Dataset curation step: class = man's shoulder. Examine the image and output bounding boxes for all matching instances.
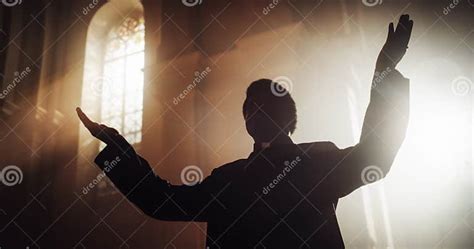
[211,158,247,176]
[297,141,339,153]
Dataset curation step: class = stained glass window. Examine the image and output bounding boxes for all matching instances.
[100,16,144,148]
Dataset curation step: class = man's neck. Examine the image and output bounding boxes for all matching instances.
[253,135,293,151]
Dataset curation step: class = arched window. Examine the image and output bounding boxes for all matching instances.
[80,1,145,152]
[79,1,145,195]
[101,16,144,145]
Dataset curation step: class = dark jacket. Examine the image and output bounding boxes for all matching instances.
[94,70,409,248]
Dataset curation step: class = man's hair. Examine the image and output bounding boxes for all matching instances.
[243,79,297,134]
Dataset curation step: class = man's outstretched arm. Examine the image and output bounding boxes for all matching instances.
[77,108,223,221]
[327,15,413,197]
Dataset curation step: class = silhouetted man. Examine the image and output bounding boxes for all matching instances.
[78,15,413,249]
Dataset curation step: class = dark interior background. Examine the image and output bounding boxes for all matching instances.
[0,0,472,248]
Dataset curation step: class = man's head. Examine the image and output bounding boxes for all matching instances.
[243,79,297,143]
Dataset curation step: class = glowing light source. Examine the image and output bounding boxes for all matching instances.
[100,17,145,146]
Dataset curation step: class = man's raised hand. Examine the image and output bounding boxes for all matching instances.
[376,14,414,71]
[76,107,120,145]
